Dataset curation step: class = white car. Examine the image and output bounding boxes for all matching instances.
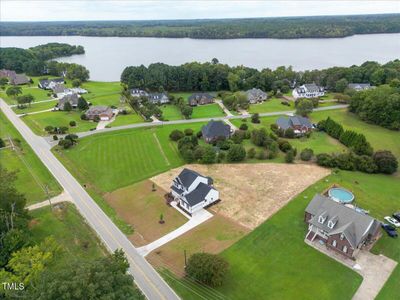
[384,216,400,228]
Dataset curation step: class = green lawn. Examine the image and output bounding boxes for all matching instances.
[0,111,62,204]
[191,104,225,119]
[161,105,183,121]
[80,81,121,101]
[310,109,400,158]
[21,110,96,135]
[88,93,121,107]
[289,131,347,154]
[12,100,58,114]
[248,98,294,113]
[0,85,52,105]
[30,203,106,271]
[109,112,144,127]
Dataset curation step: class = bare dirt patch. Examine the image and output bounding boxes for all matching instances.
[104,180,187,246]
[151,163,330,229]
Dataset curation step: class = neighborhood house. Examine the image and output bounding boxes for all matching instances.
[57,93,79,110]
[148,93,169,104]
[39,78,65,90]
[130,88,149,98]
[246,88,268,103]
[292,83,325,99]
[305,194,380,259]
[188,93,215,106]
[170,168,219,215]
[201,120,231,143]
[0,69,30,85]
[347,83,375,91]
[85,106,114,121]
[276,115,313,135]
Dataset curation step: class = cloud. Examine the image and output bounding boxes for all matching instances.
[1,1,399,22]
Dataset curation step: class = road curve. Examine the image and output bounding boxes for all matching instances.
[76,104,349,139]
[0,98,180,300]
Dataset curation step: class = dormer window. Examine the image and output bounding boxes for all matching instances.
[318,216,325,224]
[328,220,335,229]
[340,233,345,240]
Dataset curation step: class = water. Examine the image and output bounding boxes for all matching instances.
[1,34,399,82]
[328,188,354,203]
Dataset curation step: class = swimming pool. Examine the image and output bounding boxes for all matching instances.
[328,188,355,203]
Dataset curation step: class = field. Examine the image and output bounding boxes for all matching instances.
[248,98,294,113]
[161,105,183,121]
[80,81,122,101]
[191,104,225,119]
[104,180,187,246]
[21,110,96,135]
[109,112,144,127]
[0,111,62,204]
[310,109,400,158]
[152,163,330,229]
[12,100,58,114]
[0,84,52,105]
[30,203,106,271]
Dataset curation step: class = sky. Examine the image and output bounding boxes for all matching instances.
[1,0,399,22]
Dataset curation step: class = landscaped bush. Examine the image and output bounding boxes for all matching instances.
[0,138,5,148]
[251,113,260,124]
[58,139,73,149]
[80,113,88,120]
[251,128,269,147]
[186,253,229,287]
[300,148,314,161]
[247,148,256,159]
[45,125,54,133]
[216,139,232,150]
[184,128,194,136]
[169,130,184,141]
[227,144,246,162]
[373,150,398,174]
[201,145,217,164]
[231,131,246,144]
[285,149,295,163]
[316,153,336,168]
[277,139,292,153]
[284,128,295,138]
[52,135,58,141]
[239,123,248,131]
[69,120,76,127]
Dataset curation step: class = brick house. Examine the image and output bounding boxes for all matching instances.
[305,194,380,259]
[201,120,231,143]
[85,106,114,121]
[276,115,313,135]
[188,93,214,106]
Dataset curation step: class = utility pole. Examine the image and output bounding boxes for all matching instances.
[184,250,187,268]
[44,185,52,211]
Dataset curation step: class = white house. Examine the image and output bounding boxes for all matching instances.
[170,168,219,215]
[292,84,325,99]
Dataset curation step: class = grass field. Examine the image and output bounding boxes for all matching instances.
[0,111,62,204]
[30,203,106,271]
[191,104,225,119]
[80,81,122,100]
[109,112,144,127]
[0,85,52,105]
[310,109,400,158]
[161,105,183,121]
[248,98,294,113]
[21,110,96,135]
[12,100,58,114]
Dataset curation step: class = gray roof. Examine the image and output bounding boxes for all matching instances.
[185,182,212,206]
[12,74,30,85]
[52,83,66,93]
[40,78,64,88]
[176,168,202,189]
[347,83,373,91]
[202,120,231,140]
[58,93,78,109]
[296,83,324,94]
[306,194,379,248]
[148,93,168,102]
[188,93,214,101]
[130,89,148,97]
[276,115,312,130]
[246,88,267,100]
[86,105,112,115]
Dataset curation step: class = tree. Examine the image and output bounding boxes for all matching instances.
[29,250,143,300]
[58,139,73,149]
[184,128,194,136]
[72,79,81,87]
[247,147,256,159]
[69,120,76,127]
[181,106,193,119]
[295,98,314,117]
[284,128,295,138]
[45,125,54,133]
[0,77,8,87]
[300,148,314,161]
[335,78,349,93]
[211,58,219,65]
[239,123,248,131]
[201,146,216,164]
[16,94,34,106]
[373,151,398,174]
[285,149,295,163]
[0,138,5,148]
[6,86,22,98]
[169,130,184,141]
[251,113,260,124]
[227,144,246,162]
[77,97,88,110]
[186,253,229,287]
[63,102,72,112]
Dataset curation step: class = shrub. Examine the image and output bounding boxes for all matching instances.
[201,146,216,164]
[239,123,248,131]
[169,130,184,141]
[284,128,295,138]
[231,131,245,144]
[251,128,269,147]
[65,134,78,143]
[45,125,54,133]
[69,120,76,127]
[316,153,336,168]
[257,150,267,160]
[354,155,377,173]
[251,113,260,124]
[93,115,100,122]
[186,253,229,287]
[285,149,295,163]
[373,150,398,174]
[196,131,203,138]
[52,135,58,141]
[247,148,256,159]
[277,139,292,152]
[217,151,225,163]
[300,148,314,161]
[184,128,194,136]
[58,139,73,149]
[58,126,69,134]
[217,139,232,150]
[194,146,205,161]
[0,138,5,148]
[227,144,246,162]
[80,113,88,120]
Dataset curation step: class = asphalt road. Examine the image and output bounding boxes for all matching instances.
[0,98,180,300]
[77,104,349,138]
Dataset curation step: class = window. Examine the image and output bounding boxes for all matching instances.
[328,220,335,229]
[318,216,325,224]
[332,240,337,247]
[343,246,348,253]
[340,233,345,240]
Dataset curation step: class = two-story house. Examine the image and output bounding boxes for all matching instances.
[293,83,325,99]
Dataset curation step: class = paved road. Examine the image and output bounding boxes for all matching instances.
[0,98,180,300]
[77,104,348,139]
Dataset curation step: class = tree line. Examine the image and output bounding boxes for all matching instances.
[1,14,399,39]
[121,60,400,93]
[0,43,89,81]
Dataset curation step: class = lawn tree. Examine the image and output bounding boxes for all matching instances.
[227,144,246,162]
[300,148,314,161]
[77,97,89,110]
[201,145,216,164]
[63,102,72,112]
[0,138,5,148]
[251,113,260,123]
[373,150,398,174]
[295,98,314,117]
[72,79,81,87]
[335,78,349,93]
[6,86,22,98]
[69,120,76,127]
[16,94,34,106]
[186,253,229,287]
[0,77,8,87]
[181,105,193,119]
[169,130,184,141]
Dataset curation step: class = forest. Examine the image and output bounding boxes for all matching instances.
[1,14,399,39]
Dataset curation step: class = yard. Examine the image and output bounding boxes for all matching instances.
[248,97,294,114]
[0,111,62,204]
[109,112,144,127]
[191,103,225,119]
[12,100,58,114]
[104,180,187,246]
[160,105,183,121]
[79,81,122,101]
[0,84,52,105]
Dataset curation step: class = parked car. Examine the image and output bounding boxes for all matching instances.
[384,216,400,227]
[393,212,400,222]
[381,223,398,238]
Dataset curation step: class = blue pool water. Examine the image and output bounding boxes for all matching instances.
[328,188,355,203]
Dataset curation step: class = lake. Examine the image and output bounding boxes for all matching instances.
[1,34,399,82]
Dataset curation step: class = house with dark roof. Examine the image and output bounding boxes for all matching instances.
[38,78,65,90]
[246,88,267,104]
[170,168,219,215]
[276,115,313,135]
[57,93,79,110]
[85,106,114,121]
[347,83,375,92]
[148,93,169,104]
[201,120,231,143]
[292,83,325,99]
[0,70,30,85]
[130,89,149,98]
[188,93,215,106]
[305,194,380,259]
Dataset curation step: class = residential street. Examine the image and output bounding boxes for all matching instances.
[0,98,180,300]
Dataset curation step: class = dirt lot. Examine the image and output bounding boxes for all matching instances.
[151,163,330,229]
[104,180,187,246]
